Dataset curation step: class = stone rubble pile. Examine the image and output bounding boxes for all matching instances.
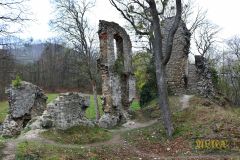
[28,92,93,130]
[0,81,47,137]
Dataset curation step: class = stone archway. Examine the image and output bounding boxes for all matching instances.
[97,20,136,128]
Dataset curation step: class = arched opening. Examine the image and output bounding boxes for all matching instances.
[114,34,123,60]
[113,34,129,109]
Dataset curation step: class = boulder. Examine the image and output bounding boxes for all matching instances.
[0,81,47,137]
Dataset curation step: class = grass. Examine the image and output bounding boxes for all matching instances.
[0,136,5,149]
[41,125,112,145]
[16,141,87,160]
[0,101,8,123]
[86,95,103,120]
[0,136,6,158]
[86,96,140,119]
[14,95,240,159]
[16,141,140,160]
[46,93,59,103]
[130,100,140,111]
[123,96,240,156]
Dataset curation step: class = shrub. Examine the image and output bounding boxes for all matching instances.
[12,74,22,88]
[140,57,158,107]
[210,67,219,88]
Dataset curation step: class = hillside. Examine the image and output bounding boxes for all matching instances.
[1,95,239,159]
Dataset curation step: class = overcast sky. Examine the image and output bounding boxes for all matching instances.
[19,0,240,41]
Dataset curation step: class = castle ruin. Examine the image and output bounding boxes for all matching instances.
[97,20,136,128]
[162,18,215,96]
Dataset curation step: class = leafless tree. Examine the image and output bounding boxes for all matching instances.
[181,0,207,35]
[227,36,240,60]
[51,0,100,120]
[110,0,182,137]
[194,21,220,58]
[0,0,30,37]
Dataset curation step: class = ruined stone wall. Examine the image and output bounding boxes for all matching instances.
[0,81,47,137]
[162,18,191,94]
[41,93,92,129]
[187,56,215,98]
[28,92,93,130]
[97,20,136,128]
[162,18,215,97]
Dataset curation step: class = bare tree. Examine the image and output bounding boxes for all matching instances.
[194,21,220,58]
[0,0,30,37]
[227,36,240,60]
[110,0,182,137]
[51,0,100,120]
[181,0,207,35]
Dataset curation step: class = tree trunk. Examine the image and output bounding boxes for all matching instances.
[152,36,174,137]
[156,63,174,137]
[149,0,174,138]
[92,80,100,121]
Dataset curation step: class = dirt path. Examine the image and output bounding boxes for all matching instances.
[84,119,158,148]
[1,119,158,159]
[180,95,194,110]
[1,129,54,160]
[2,141,17,160]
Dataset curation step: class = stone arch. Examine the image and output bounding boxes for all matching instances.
[97,20,136,128]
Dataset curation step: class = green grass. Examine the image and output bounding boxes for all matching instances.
[0,136,6,158]
[46,93,59,103]
[0,101,8,123]
[0,137,6,149]
[130,100,140,111]
[16,140,141,160]
[85,96,141,119]
[16,141,87,160]
[41,125,112,145]
[86,95,103,120]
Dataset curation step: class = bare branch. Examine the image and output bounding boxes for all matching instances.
[109,0,149,35]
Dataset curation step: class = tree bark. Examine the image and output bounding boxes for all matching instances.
[92,80,100,121]
[148,0,174,137]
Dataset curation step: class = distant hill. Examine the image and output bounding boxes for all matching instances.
[10,43,45,64]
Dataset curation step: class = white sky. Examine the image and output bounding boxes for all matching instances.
[18,0,240,41]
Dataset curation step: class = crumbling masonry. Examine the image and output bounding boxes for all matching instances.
[97,20,136,128]
[0,81,47,137]
[29,92,93,130]
[162,18,215,96]
[162,18,191,94]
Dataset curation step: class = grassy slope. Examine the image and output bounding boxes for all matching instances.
[15,96,240,159]
[16,141,141,160]
[16,141,87,160]
[41,125,112,145]
[123,96,240,156]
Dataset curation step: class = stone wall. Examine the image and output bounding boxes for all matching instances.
[29,93,93,130]
[0,81,47,137]
[97,20,136,128]
[187,56,215,98]
[162,18,191,94]
[162,18,215,97]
